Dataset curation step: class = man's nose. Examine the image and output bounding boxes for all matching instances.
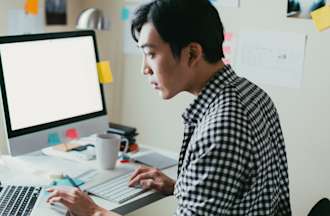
[143,66,153,75]
[141,57,153,75]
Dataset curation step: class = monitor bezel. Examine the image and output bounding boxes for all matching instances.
[0,30,107,138]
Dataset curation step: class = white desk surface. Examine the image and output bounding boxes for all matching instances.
[0,146,178,215]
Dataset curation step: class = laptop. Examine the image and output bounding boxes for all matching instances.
[0,183,66,216]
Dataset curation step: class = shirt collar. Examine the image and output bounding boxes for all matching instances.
[182,64,237,124]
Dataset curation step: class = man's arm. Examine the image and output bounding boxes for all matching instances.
[47,168,176,216]
[47,187,121,216]
[175,115,252,215]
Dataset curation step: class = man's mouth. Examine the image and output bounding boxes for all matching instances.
[150,81,160,90]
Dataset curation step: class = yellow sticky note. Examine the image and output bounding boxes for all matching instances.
[24,0,39,15]
[97,61,113,84]
[311,5,330,32]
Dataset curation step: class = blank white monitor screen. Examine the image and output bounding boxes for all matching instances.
[0,35,103,132]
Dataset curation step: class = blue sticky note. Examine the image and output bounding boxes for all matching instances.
[120,153,130,160]
[48,133,61,146]
[121,7,129,21]
[53,178,85,187]
[43,178,84,197]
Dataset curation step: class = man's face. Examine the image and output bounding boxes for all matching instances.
[138,23,189,99]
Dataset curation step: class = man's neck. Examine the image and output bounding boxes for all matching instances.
[188,61,225,96]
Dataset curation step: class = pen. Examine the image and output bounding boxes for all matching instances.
[64,175,80,189]
[63,175,93,195]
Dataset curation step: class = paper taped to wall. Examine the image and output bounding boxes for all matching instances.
[234,31,306,88]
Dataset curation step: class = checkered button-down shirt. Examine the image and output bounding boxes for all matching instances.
[174,65,291,216]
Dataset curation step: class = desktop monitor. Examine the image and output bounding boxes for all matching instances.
[0,30,108,156]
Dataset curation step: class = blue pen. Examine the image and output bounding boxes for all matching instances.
[63,175,93,195]
[64,175,80,189]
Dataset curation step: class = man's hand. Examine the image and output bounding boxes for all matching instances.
[47,187,119,216]
[129,166,176,195]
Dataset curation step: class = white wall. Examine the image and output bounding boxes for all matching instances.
[80,0,124,124]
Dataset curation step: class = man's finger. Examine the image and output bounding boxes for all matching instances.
[140,179,156,190]
[129,166,150,181]
[47,188,55,192]
[47,186,71,194]
[47,189,71,203]
[129,171,157,187]
[48,196,72,209]
[128,175,141,187]
[139,178,165,192]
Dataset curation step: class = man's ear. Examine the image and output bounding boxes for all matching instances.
[186,43,203,67]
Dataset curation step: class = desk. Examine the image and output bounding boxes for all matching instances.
[0,146,178,215]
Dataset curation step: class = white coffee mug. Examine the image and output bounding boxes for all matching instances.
[95,133,121,169]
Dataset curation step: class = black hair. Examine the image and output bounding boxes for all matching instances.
[131,0,225,63]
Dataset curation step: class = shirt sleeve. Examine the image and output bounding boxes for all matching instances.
[175,108,253,216]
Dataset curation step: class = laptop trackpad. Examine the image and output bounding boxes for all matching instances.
[31,191,67,216]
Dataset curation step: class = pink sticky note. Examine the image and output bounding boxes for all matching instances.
[224,32,233,41]
[65,128,79,140]
[223,46,231,54]
[223,59,231,65]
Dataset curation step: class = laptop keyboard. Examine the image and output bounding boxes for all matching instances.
[85,172,145,203]
[0,185,41,216]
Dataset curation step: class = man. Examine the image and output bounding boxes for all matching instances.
[47,0,292,215]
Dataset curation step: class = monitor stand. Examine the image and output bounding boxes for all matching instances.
[1,115,108,156]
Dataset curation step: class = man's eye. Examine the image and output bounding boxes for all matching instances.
[147,53,155,58]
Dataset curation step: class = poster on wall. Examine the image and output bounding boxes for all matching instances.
[287,0,326,18]
[45,0,67,25]
[234,31,306,88]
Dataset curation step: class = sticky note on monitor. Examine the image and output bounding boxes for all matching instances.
[311,5,330,32]
[65,128,79,140]
[24,0,39,15]
[48,133,61,146]
[97,61,113,84]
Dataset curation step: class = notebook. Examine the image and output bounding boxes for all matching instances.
[132,152,177,169]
